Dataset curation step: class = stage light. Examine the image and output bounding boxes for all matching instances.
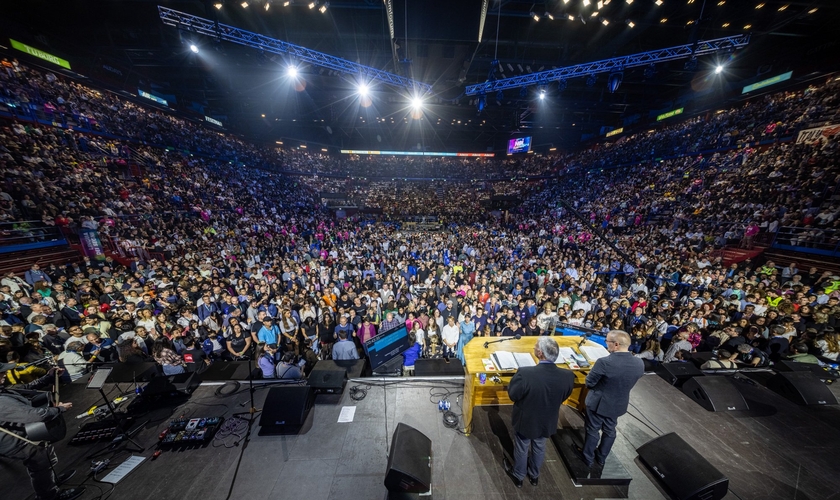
[538,89,546,100]
[626,0,633,3]
[591,11,599,17]
[583,0,590,6]
[597,1,603,9]
[627,20,635,28]
[563,0,570,3]
[568,14,575,21]
[319,2,328,12]
[655,0,663,5]
[241,1,249,7]
[287,65,298,77]
[531,12,540,21]
[721,22,729,27]
[808,8,817,14]
[602,18,609,25]
[264,2,270,10]
[777,4,788,11]
[214,2,223,9]
[607,72,622,93]
[714,64,724,74]
[357,83,369,97]
[308,1,316,8]
[660,18,667,23]
[755,2,764,8]
[284,0,291,5]
[411,96,423,110]
[744,24,752,29]
[546,13,554,20]
[190,44,199,53]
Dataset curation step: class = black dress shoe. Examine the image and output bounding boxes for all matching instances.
[56,486,86,500]
[55,469,76,486]
[528,475,539,486]
[502,457,523,488]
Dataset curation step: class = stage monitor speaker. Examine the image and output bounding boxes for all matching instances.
[307,364,347,394]
[384,423,432,493]
[690,352,715,369]
[259,386,315,431]
[414,358,465,377]
[681,376,749,412]
[766,372,838,406]
[143,371,201,396]
[637,432,729,500]
[656,362,703,387]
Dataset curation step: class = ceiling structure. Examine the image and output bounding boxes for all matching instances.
[2,0,839,152]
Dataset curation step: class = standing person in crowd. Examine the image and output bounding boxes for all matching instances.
[579,330,644,468]
[503,337,575,488]
[332,331,359,360]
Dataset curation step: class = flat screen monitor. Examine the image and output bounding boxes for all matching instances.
[507,136,531,154]
[364,324,411,372]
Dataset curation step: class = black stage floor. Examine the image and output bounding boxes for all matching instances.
[2,372,840,500]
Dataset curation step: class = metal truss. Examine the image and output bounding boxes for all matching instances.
[465,34,750,95]
[158,6,432,94]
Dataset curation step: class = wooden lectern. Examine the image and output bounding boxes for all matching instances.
[461,335,600,435]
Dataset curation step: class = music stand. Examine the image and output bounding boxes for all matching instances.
[86,367,145,458]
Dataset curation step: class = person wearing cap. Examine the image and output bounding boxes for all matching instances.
[0,362,83,500]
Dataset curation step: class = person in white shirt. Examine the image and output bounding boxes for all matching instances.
[57,341,89,381]
[572,296,592,314]
[441,316,460,358]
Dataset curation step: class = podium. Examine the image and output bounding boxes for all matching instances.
[461,335,599,435]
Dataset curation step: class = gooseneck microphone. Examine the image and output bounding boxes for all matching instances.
[484,334,522,348]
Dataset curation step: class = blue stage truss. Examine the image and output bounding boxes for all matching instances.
[465,34,750,96]
[157,6,433,95]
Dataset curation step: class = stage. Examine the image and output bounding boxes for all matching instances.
[2,372,840,500]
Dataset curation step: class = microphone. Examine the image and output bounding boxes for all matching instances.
[484,334,521,348]
[578,332,592,348]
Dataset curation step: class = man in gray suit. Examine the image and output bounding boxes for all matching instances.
[580,330,644,467]
[503,337,575,488]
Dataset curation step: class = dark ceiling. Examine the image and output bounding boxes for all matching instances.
[3,0,840,152]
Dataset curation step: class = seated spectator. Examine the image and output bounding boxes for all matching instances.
[152,338,186,375]
[700,349,738,369]
[275,352,303,380]
[785,343,820,364]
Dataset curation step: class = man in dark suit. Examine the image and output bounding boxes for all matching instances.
[580,330,644,467]
[503,337,575,488]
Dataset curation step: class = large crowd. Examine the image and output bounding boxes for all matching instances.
[1,57,840,391]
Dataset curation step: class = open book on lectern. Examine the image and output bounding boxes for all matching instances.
[490,351,537,371]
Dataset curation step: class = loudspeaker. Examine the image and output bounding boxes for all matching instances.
[637,432,729,500]
[384,423,432,493]
[656,362,703,387]
[766,372,838,406]
[307,364,347,394]
[690,352,715,369]
[143,371,201,396]
[413,358,466,377]
[681,376,749,412]
[259,386,315,431]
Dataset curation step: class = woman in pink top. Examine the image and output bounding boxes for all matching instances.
[356,316,378,343]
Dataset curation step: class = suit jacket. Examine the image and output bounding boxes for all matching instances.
[508,362,575,439]
[584,351,644,418]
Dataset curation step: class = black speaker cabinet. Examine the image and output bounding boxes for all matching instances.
[656,362,703,387]
[767,372,838,406]
[384,423,432,493]
[690,352,715,369]
[637,432,729,500]
[682,376,749,412]
[143,371,201,396]
[259,386,315,431]
[307,364,347,394]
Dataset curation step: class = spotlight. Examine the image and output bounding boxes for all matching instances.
[531,12,540,21]
[714,64,724,74]
[308,1,316,8]
[264,2,270,10]
[190,44,199,53]
[287,65,298,77]
[241,1,249,7]
[563,0,570,3]
[602,18,609,25]
[538,89,546,100]
[411,96,423,110]
[626,0,633,3]
[568,14,575,21]
[357,83,369,97]
[627,20,635,28]
[607,72,622,93]
[319,2,328,12]
[655,0,662,5]
[546,13,554,20]
[213,2,223,9]
[583,0,590,6]
[284,1,291,5]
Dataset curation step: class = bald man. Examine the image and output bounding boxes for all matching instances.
[579,330,644,467]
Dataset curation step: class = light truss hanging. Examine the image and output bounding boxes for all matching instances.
[464,34,750,96]
[158,5,432,94]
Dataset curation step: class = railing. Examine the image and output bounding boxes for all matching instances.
[0,220,68,252]
[771,226,840,256]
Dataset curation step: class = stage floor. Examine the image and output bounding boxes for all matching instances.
[2,372,840,500]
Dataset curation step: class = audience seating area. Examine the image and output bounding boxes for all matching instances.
[1,57,839,389]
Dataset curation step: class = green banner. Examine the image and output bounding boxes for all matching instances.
[742,71,792,94]
[9,39,71,69]
[656,107,684,122]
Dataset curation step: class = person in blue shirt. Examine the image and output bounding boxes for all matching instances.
[403,331,422,372]
[332,331,359,360]
[257,318,280,345]
[456,315,476,365]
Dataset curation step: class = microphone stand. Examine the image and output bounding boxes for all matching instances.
[484,334,522,349]
[577,333,592,349]
[233,341,261,418]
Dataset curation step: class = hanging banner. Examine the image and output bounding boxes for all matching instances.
[9,39,71,69]
[79,228,106,260]
[796,124,840,145]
